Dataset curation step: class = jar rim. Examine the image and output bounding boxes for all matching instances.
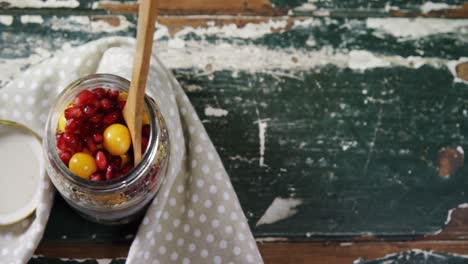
[44,73,161,193]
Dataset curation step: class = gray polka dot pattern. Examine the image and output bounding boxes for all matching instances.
[0,37,263,264]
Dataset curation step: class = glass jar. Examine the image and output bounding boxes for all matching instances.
[43,74,169,225]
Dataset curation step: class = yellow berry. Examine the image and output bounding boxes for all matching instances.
[118,92,128,101]
[142,111,150,125]
[58,111,66,132]
[120,153,130,168]
[58,102,72,132]
[69,152,97,179]
[103,124,131,156]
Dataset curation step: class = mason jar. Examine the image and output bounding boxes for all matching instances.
[43,74,169,225]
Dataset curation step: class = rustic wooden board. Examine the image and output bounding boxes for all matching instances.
[2,2,468,262]
[32,241,468,263]
[355,250,468,264]
[1,13,468,244]
[1,0,468,18]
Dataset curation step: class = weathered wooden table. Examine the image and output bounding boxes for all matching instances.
[2,0,468,263]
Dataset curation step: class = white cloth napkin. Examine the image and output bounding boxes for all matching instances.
[0,37,263,264]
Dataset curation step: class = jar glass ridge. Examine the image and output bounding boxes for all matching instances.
[43,74,169,224]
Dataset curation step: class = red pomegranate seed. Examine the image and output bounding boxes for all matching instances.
[83,105,97,116]
[105,165,119,180]
[56,134,68,151]
[117,101,126,110]
[64,132,83,152]
[142,124,150,138]
[89,172,104,182]
[92,88,106,99]
[103,111,120,125]
[109,155,122,168]
[89,113,103,123]
[107,89,119,100]
[65,118,79,132]
[64,106,83,119]
[100,98,113,111]
[73,90,96,106]
[59,151,72,165]
[121,164,132,174]
[92,133,103,143]
[141,137,149,153]
[78,122,94,136]
[63,132,73,141]
[86,137,98,153]
[95,151,107,171]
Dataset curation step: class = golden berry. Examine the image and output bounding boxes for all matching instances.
[69,152,97,179]
[103,124,131,156]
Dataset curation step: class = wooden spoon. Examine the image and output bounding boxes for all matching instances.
[122,0,158,165]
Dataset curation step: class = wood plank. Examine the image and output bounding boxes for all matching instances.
[98,0,285,16]
[259,241,468,264]
[2,0,468,18]
[1,15,468,243]
[0,0,285,16]
[94,0,468,18]
[34,240,468,263]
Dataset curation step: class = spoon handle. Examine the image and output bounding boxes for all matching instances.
[124,0,158,164]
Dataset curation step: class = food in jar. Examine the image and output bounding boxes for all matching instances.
[55,88,149,181]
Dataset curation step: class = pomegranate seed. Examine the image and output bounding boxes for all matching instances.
[103,111,120,125]
[64,132,83,153]
[100,98,113,111]
[141,137,149,153]
[64,106,83,119]
[115,171,125,179]
[95,151,107,171]
[89,113,103,123]
[93,133,103,143]
[59,151,72,165]
[121,164,132,174]
[83,105,97,116]
[86,137,98,153]
[65,118,79,132]
[63,132,74,141]
[105,165,119,180]
[107,89,119,100]
[79,122,94,136]
[92,88,106,99]
[89,172,104,182]
[117,101,126,110]
[57,134,68,151]
[73,90,96,106]
[142,124,150,138]
[109,155,122,168]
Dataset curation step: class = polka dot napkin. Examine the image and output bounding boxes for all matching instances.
[0,37,263,264]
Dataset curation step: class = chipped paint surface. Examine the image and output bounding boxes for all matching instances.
[355,249,468,263]
[0,15,13,26]
[367,18,468,38]
[157,42,447,73]
[2,5,468,243]
[257,119,268,167]
[48,16,133,32]
[447,58,468,84]
[256,198,302,226]
[420,2,457,13]
[20,15,44,24]
[204,106,228,117]
[255,237,288,242]
[1,0,79,8]
[173,20,289,39]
